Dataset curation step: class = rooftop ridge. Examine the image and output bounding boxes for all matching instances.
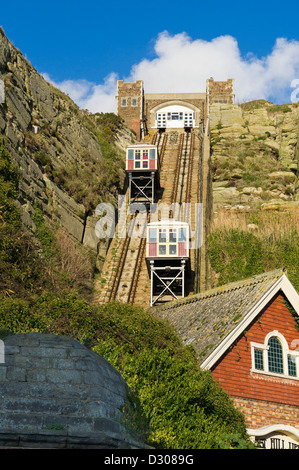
[155,268,286,312]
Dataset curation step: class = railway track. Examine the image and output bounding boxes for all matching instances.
[94,128,203,307]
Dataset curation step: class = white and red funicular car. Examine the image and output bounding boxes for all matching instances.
[146,219,190,307]
[126,144,160,205]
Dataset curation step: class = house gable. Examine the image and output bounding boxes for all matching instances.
[211,291,299,407]
[201,273,299,370]
[155,269,297,369]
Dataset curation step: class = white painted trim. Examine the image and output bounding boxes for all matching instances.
[248,424,299,442]
[201,274,299,370]
[250,330,299,379]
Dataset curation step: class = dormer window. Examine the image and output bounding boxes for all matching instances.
[251,331,299,379]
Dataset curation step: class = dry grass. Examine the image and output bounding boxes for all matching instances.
[56,229,94,283]
[211,206,299,242]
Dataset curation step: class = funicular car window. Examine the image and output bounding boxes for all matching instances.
[150,149,156,159]
[178,227,187,242]
[149,228,157,243]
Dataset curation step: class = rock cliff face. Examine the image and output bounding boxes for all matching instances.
[0,27,133,255]
[209,100,299,211]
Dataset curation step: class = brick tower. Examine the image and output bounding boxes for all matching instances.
[116,80,145,140]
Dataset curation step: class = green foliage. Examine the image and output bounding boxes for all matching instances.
[208,229,264,285]
[0,292,252,449]
[0,138,39,297]
[31,206,54,257]
[58,112,125,211]
[267,104,292,113]
[208,222,299,292]
[0,139,252,450]
[0,138,20,223]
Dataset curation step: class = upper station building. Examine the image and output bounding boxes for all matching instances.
[116,78,235,139]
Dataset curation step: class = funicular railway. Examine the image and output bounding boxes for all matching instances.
[94,124,205,308]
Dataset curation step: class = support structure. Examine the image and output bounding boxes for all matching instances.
[128,171,156,205]
[149,259,186,307]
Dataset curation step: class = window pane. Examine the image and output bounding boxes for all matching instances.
[150,149,156,159]
[159,245,166,255]
[149,228,157,243]
[135,150,140,159]
[268,337,283,374]
[135,161,140,168]
[178,227,187,242]
[169,229,177,243]
[159,229,166,242]
[169,245,177,255]
[143,161,148,168]
[128,149,134,160]
[288,355,297,377]
[254,349,264,370]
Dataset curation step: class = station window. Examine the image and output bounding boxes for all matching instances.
[121,99,127,107]
[132,98,137,107]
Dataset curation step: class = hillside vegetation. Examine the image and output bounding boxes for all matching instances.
[207,100,299,289]
[0,138,253,449]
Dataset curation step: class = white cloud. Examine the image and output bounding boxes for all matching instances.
[43,32,299,113]
[42,72,118,113]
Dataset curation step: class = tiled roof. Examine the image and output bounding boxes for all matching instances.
[153,269,286,366]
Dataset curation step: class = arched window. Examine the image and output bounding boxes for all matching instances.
[268,337,284,374]
[251,331,299,379]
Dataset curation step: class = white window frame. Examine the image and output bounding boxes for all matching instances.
[251,330,299,380]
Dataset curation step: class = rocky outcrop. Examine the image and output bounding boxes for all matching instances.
[0,332,147,448]
[209,101,299,211]
[0,27,133,255]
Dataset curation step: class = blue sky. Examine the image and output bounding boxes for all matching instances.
[1,0,299,111]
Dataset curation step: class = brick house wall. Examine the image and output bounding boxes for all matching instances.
[211,293,299,429]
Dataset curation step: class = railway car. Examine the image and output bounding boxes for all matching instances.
[126,143,159,172]
[146,219,189,259]
[145,219,190,306]
[126,143,160,205]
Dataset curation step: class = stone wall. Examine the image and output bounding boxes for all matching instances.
[144,93,206,130]
[207,78,234,106]
[0,333,146,448]
[209,102,299,210]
